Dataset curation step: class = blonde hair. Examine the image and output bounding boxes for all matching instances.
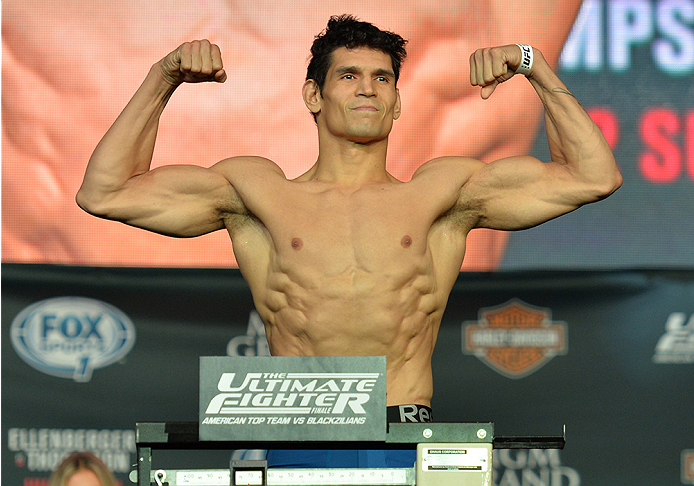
[49,452,117,486]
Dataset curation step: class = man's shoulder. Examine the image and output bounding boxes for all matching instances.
[411,156,484,184]
[395,157,487,224]
[207,156,289,218]
[211,156,287,181]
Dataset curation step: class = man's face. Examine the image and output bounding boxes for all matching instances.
[315,47,401,143]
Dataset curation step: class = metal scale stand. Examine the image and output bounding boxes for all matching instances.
[133,421,564,486]
[133,356,565,486]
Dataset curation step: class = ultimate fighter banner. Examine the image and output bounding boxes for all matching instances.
[3,264,693,485]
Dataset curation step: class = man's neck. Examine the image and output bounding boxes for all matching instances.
[300,133,395,185]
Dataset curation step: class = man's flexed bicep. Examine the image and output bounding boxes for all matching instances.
[465,44,622,231]
[462,155,607,231]
[77,40,231,236]
[78,162,242,237]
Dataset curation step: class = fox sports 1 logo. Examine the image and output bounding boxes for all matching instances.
[10,297,136,382]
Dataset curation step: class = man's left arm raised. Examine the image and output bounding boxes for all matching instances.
[460,44,622,231]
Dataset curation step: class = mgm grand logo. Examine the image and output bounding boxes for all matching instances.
[203,371,380,422]
[463,299,568,379]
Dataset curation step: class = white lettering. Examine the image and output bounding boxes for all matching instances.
[655,0,694,73]
[356,379,377,392]
[7,429,135,473]
[527,449,561,469]
[267,417,290,425]
[298,392,319,406]
[251,393,273,407]
[552,466,581,485]
[205,393,238,413]
[653,312,694,362]
[7,428,135,452]
[493,449,581,486]
[561,0,694,74]
[315,380,341,392]
[217,372,262,392]
[292,380,318,392]
[332,393,370,414]
[561,0,605,71]
[610,0,654,70]
[340,379,358,391]
[315,393,336,406]
[496,468,522,486]
[521,467,551,486]
[272,393,298,407]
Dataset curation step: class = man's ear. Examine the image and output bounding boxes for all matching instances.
[303,79,322,115]
[393,88,402,120]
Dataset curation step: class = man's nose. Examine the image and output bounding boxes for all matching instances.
[357,78,376,96]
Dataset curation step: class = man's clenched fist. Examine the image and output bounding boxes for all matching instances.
[469,44,534,99]
[159,39,227,86]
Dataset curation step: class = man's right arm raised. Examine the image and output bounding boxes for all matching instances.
[76,40,241,237]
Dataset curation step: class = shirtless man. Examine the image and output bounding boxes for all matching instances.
[77,15,621,467]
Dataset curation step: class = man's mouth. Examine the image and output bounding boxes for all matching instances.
[352,105,379,112]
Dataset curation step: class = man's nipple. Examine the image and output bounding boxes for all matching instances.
[401,235,412,248]
[291,237,303,251]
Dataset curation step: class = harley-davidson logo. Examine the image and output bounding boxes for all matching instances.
[462,299,567,379]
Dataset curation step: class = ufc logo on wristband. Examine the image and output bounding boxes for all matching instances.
[516,44,533,75]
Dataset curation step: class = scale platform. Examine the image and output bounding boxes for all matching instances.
[134,421,565,486]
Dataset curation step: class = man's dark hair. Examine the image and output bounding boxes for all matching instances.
[307,15,408,93]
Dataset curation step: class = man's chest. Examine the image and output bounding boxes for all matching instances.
[265,189,434,274]
[227,173,471,282]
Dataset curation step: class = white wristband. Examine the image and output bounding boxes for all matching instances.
[515,44,533,76]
